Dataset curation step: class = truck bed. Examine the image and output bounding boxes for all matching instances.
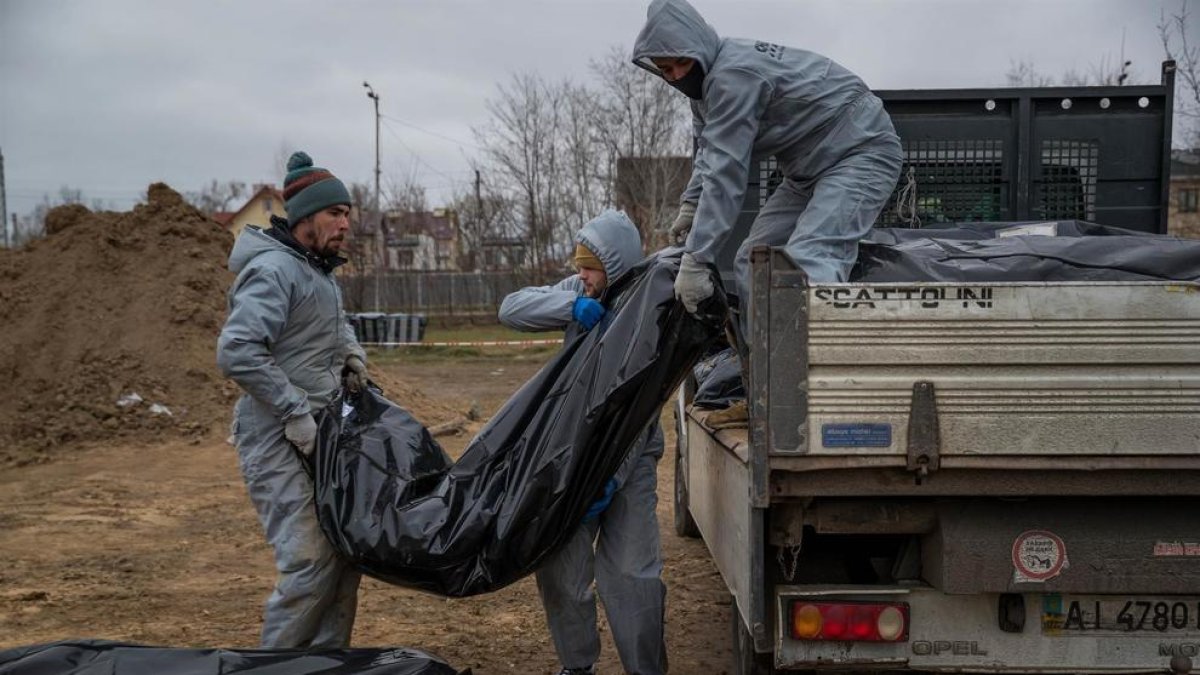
[744,251,1200,497]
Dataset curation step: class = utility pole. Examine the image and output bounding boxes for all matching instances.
[474,169,482,214]
[473,169,483,271]
[0,147,8,248]
[363,82,383,312]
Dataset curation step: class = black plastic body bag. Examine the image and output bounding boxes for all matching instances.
[0,640,466,675]
[312,252,724,597]
[690,222,1200,406]
[853,221,1200,282]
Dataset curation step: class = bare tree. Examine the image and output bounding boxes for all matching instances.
[340,181,378,311]
[589,46,692,248]
[474,72,570,279]
[447,165,520,271]
[1005,59,1056,88]
[558,83,609,243]
[472,47,693,276]
[1160,0,1200,148]
[384,171,429,214]
[11,186,90,245]
[272,140,296,183]
[1060,55,1136,87]
[185,179,247,216]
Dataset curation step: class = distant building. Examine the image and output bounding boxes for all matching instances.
[386,208,460,271]
[1169,149,1200,239]
[479,237,527,271]
[221,184,285,239]
[355,208,461,271]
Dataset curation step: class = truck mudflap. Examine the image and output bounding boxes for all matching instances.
[774,586,1200,672]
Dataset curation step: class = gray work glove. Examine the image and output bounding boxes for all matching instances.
[344,355,368,393]
[669,202,696,246]
[674,252,714,314]
[284,413,318,457]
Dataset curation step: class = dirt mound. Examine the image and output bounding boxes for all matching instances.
[0,184,240,465]
[0,186,460,467]
[368,371,461,426]
[43,203,92,236]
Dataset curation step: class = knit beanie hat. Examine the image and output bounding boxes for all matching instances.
[283,151,352,225]
[574,242,604,272]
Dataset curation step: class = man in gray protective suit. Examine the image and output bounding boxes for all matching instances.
[499,210,667,675]
[217,151,370,648]
[633,0,903,414]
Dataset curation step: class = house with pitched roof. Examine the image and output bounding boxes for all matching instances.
[220,184,286,238]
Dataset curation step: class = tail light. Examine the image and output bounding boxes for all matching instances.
[790,600,909,642]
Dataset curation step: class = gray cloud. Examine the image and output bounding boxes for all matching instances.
[0,0,1183,219]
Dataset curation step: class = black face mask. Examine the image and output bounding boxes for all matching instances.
[666,62,705,100]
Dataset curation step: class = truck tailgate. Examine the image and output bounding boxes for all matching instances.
[764,280,1200,461]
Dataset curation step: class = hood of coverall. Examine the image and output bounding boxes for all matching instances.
[631,0,721,81]
[576,210,643,284]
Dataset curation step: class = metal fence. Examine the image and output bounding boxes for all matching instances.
[339,271,534,316]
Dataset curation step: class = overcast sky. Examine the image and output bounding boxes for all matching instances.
[0,0,1191,224]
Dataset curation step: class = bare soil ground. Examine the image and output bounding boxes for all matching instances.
[0,353,733,674]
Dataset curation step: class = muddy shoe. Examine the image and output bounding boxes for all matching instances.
[707,400,748,429]
[554,666,596,675]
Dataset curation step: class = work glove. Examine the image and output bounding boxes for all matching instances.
[668,202,697,246]
[572,296,606,331]
[284,413,318,457]
[583,478,619,523]
[674,252,714,314]
[343,355,368,393]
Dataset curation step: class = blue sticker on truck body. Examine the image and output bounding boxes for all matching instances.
[822,423,893,448]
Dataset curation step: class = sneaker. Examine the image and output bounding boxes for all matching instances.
[706,399,748,429]
[554,667,596,675]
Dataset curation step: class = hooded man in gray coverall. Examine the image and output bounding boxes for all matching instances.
[498,210,668,675]
[633,0,903,419]
[217,151,370,648]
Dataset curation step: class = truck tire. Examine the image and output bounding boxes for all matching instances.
[731,601,776,675]
[673,398,700,539]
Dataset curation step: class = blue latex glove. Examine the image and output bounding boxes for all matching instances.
[583,478,619,523]
[572,296,606,330]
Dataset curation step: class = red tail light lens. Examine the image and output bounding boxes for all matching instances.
[790,600,909,642]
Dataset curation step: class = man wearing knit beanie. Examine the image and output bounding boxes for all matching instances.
[499,211,669,675]
[217,150,369,648]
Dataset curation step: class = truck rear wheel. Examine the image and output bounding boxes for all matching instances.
[731,601,776,675]
[673,396,700,538]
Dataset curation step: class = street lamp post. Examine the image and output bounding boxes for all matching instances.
[363,81,383,312]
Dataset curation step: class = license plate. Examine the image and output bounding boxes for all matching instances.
[1042,594,1200,635]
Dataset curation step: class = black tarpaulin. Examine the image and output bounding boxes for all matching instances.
[853,221,1200,282]
[312,252,724,597]
[691,348,744,410]
[692,222,1200,410]
[0,640,466,675]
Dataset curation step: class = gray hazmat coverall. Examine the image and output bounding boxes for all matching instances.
[633,0,903,311]
[216,226,367,649]
[498,210,668,675]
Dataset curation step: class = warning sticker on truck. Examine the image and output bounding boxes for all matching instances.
[1012,530,1069,583]
[821,423,892,448]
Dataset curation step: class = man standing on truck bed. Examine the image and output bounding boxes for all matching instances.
[217,151,370,648]
[632,0,903,421]
[499,210,668,675]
